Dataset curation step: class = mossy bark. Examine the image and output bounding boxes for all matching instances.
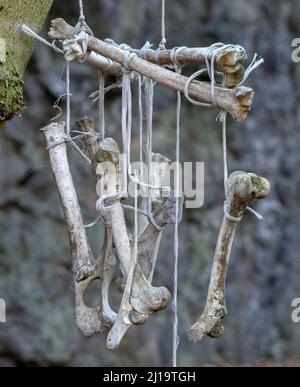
[0,0,53,122]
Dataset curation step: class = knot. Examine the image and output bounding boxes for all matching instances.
[237,53,264,87]
[184,68,212,108]
[159,38,167,51]
[122,51,137,73]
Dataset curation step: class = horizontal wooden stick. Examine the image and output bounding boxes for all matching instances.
[49,18,254,121]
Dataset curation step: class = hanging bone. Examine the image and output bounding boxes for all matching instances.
[138,153,172,282]
[42,121,115,336]
[188,171,270,343]
[77,117,118,325]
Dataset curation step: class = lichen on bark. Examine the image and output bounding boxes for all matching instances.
[0,0,53,122]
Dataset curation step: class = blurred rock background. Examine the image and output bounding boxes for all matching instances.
[0,0,300,367]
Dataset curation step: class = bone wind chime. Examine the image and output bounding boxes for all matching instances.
[22,0,270,363]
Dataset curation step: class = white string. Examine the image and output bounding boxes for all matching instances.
[138,76,144,183]
[79,0,84,20]
[98,71,105,139]
[145,77,154,218]
[173,79,181,368]
[21,24,63,54]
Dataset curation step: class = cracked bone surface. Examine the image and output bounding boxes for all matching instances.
[95,138,171,349]
[41,121,115,336]
[188,171,270,343]
[77,117,117,327]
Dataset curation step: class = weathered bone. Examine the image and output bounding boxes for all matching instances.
[47,18,246,87]
[77,117,117,325]
[137,153,171,283]
[41,121,115,336]
[48,18,254,121]
[95,138,172,349]
[188,171,270,342]
[138,192,184,280]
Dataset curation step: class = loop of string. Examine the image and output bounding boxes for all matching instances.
[159,0,167,50]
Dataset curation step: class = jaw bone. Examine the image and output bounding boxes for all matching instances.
[188,171,270,343]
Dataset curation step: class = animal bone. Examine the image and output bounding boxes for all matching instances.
[137,153,171,281]
[188,171,270,343]
[77,117,117,325]
[42,121,115,336]
[138,192,184,280]
[95,138,171,349]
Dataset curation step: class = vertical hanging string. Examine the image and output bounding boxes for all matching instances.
[144,78,154,217]
[66,61,71,134]
[138,76,144,182]
[159,0,167,50]
[173,77,181,368]
[79,0,84,19]
[98,71,105,139]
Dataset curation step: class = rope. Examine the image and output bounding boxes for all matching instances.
[66,61,71,135]
[172,61,182,368]
[145,77,154,220]
[183,44,264,223]
[79,0,84,20]
[138,76,144,183]
[46,133,91,164]
[159,0,167,50]
[21,24,63,54]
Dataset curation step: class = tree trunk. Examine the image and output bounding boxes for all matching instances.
[0,0,53,122]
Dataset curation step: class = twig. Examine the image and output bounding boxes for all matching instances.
[188,171,270,342]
